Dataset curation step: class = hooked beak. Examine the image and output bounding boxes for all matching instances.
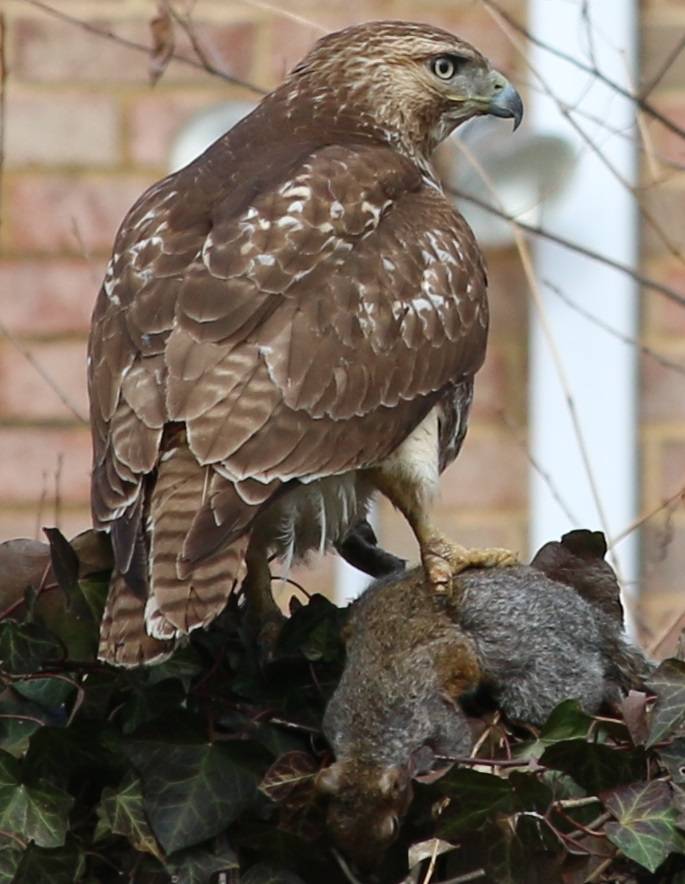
[486,70,524,130]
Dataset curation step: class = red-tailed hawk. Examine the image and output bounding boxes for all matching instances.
[89,21,523,666]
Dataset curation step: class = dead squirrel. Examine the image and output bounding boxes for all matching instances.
[317,530,651,869]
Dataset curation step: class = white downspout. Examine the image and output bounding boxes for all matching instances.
[528,1,639,614]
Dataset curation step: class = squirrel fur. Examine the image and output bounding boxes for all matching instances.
[318,530,651,869]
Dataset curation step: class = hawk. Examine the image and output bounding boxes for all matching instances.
[89,21,523,666]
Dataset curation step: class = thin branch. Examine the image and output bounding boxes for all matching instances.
[610,485,684,547]
[544,280,685,377]
[232,0,326,33]
[448,189,685,308]
[480,0,685,141]
[23,0,267,95]
[454,140,622,579]
[0,320,88,423]
[641,34,685,100]
[482,1,684,261]
[497,409,580,525]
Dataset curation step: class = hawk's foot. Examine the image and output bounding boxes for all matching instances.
[422,535,518,592]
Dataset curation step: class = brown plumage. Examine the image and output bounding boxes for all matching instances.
[88,20,524,665]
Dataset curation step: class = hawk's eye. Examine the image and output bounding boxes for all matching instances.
[430,55,465,80]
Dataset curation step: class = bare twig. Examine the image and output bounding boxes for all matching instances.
[610,486,684,547]
[641,34,685,100]
[545,281,685,377]
[0,321,88,423]
[480,0,685,141]
[449,189,685,308]
[232,0,326,33]
[454,140,622,578]
[23,0,266,95]
[482,1,684,261]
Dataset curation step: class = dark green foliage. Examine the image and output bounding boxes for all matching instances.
[0,532,684,883]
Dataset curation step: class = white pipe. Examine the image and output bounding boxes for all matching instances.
[528,1,639,612]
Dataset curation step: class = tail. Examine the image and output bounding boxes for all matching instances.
[98,441,259,667]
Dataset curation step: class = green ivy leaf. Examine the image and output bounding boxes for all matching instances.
[540,740,643,793]
[12,841,85,884]
[436,769,516,836]
[647,659,685,747]
[604,780,685,873]
[539,700,593,744]
[13,676,75,712]
[0,844,22,883]
[43,529,81,608]
[658,737,685,785]
[96,771,164,861]
[0,622,64,674]
[124,739,259,853]
[275,595,344,663]
[166,834,239,884]
[0,749,73,848]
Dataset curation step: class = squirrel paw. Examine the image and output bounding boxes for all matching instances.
[422,537,519,591]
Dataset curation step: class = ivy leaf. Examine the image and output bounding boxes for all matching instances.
[259,751,319,804]
[539,700,592,744]
[658,737,685,785]
[13,676,75,713]
[166,834,239,884]
[647,659,685,747]
[43,529,80,609]
[621,691,650,747]
[0,750,73,848]
[0,845,22,883]
[12,841,85,884]
[436,769,516,836]
[96,772,164,861]
[0,539,50,614]
[124,739,258,853]
[540,740,643,793]
[0,621,64,674]
[604,780,685,873]
[275,595,344,663]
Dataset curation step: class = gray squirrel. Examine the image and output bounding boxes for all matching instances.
[317,530,652,869]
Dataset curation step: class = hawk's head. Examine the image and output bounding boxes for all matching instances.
[285,21,523,161]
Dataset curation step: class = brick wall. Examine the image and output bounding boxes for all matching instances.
[639,0,685,640]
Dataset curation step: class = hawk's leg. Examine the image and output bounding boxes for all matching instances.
[242,544,284,659]
[369,464,517,592]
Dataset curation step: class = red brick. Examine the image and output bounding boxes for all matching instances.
[656,438,685,499]
[484,249,529,341]
[12,18,152,84]
[127,90,225,167]
[0,340,89,422]
[648,97,685,167]
[439,430,528,510]
[12,17,259,87]
[7,174,152,254]
[641,514,685,602]
[642,26,685,92]
[645,261,685,336]
[0,427,92,506]
[471,344,525,422]
[378,503,525,567]
[6,89,121,168]
[642,182,685,258]
[640,350,685,422]
[0,508,91,545]
[0,259,102,336]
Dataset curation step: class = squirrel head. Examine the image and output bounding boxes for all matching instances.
[316,759,413,868]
